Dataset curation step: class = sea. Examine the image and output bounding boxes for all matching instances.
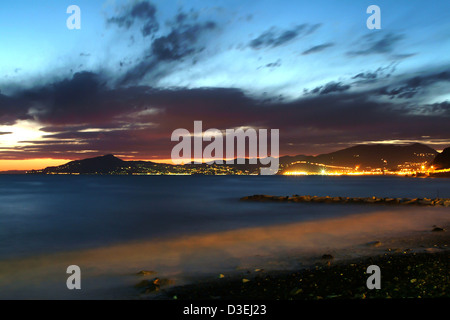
[0,175,449,299]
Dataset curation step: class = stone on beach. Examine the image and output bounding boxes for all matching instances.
[135,277,175,294]
[366,241,382,247]
[137,270,157,276]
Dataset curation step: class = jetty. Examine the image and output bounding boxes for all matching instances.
[240,195,450,207]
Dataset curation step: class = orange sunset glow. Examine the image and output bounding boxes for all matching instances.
[0,159,71,172]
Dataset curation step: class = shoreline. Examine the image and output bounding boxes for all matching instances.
[150,226,449,300]
[0,206,448,299]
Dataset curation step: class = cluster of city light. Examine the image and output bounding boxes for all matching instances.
[283,171,308,175]
[283,171,384,176]
[283,165,444,176]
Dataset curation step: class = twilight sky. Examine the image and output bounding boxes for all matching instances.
[0,0,449,169]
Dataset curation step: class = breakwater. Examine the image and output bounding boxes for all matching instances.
[240,195,450,207]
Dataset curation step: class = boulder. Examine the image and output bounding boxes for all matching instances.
[418,199,432,205]
[366,241,382,247]
[135,277,175,294]
[137,270,157,276]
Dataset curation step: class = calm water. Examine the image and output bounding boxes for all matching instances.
[0,175,449,259]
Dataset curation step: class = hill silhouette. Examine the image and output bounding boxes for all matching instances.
[282,143,437,171]
[38,154,128,174]
[28,143,439,174]
[433,147,450,169]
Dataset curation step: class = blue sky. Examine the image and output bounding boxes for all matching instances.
[1,0,449,96]
[0,0,449,164]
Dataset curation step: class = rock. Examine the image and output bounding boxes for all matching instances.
[135,280,151,289]
[144,285,160,294]
[367,241,382,247]
[158,278,175,286]
[137,270,157,276]
[135,277,174,293]
[152,278,161,286]
[402,198,419,204]
[240,194,450,207]
[432,227,445,232]
[418,199,432,205]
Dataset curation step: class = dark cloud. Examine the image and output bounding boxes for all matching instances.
[151,21,216,61]
[0,132,12,135]
[348,33,406,56]
[376,69,450,99]
[310,82,351,95]
[302,43,334,55]
[391,53,417,60]
[261,59,282,69]
[353,72,377,80]
[0,92,30,125]
[249,24,321,50]
[8,72,159,126]
[351,64,398,85]
[424,101,450,116]
[2,69,450,160]
[119,14,217,85]
[107,1,159,37]
[406,101,450,117]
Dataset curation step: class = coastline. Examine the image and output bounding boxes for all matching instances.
[152,224,449,300]
[0,202,448,299]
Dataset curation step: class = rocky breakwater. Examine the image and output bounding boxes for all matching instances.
[240,195,450,207]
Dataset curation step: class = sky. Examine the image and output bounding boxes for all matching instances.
[0,0,450,170]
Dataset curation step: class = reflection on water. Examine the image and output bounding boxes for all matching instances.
[0,175,449,259]
[0,206,449,299]
[0,175,449,298]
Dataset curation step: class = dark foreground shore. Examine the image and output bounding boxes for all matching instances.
[159,251,449,300]
[150,230,449,300]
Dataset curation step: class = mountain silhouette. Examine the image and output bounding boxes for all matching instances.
[40,154,127,174]
[282,143,437,171]
[433,147,450,169]
[29,143,439,174]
